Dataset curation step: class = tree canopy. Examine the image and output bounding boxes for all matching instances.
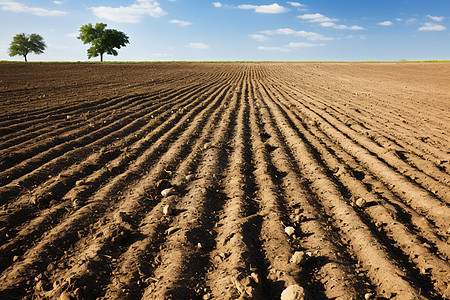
[8,33,46,62]
[78,23,129,62]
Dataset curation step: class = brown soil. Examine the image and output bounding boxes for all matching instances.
[0,62,449,300]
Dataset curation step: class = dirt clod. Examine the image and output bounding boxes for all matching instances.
[364,293,374,300]
[355,198,367,208]
[285,226,295,237]
[161,187,176,197]
[290,251,307,266]
[280,284,306,300]
[162,204,172,216]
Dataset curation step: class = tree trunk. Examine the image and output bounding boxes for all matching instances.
[24,55,27,62]
[100,53,103,62]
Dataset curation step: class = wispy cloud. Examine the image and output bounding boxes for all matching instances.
[90,0,166,23]
[238,3,289,13]
[261,28,333,41]
[297,13,336,23]
[212,2,222,8]
[298,12,364,30]
[170,19,192,26]
[53,1,64,4]
[378,21,393,26]
[249,34,268,41]
[0,1,66,16]
[287,2,305,7]
[426,15,444,22]
[186,42,210,49]
[320,22,364,30]
[405,18,417,25]
[418,22,446,31]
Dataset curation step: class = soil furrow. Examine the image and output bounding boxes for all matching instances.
[1,62,448,300]
[248,81,307,298]
[0,79,216,181]
[256,79,425,299]
[142,70,243,299]
[265,81,450,297]
[268,82,450,231]
[0,71,236,298]
[250,83,363,299]
[204,75,268,299]
[100,71,239,300]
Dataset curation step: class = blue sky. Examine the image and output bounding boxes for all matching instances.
[0,0,449,61]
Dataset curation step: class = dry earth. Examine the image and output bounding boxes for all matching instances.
[0,62,449,300]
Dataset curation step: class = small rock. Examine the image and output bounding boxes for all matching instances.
[161,187,176,197]
[197,243,202,249]
[290,251,307,266]
[355,198,367,208]
[203,143,211,150]
[203,293,211,300]
[285,226,295,237]
[250,272,260,284]
[185,174,195,181]
[364,293,374,300]
[280,284,305,300]
[162,204,172,216]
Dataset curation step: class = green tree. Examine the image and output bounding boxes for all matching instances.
[78,23,129,62]
[8,33,46,62]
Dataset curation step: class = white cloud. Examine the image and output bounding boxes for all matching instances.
[396,18,402,22]
[186,42,210,49]
[257,46,290,52]
[297,13,336,23]
[405,18,417,25]
[261,28,333,41]
[320,22,364,30]
[238,3,289,13]
[249,34,268,41]
[287,2,305,7]
[287,42,325,47]
[212,2,222,7]
[418,22,446,31]
[378,21,393,26]
[90,0,166,23]
[298,12,364,30]
[0,1,66,16]
[53,1,64,4]
[427,15,444,22]
[170,19,192,26]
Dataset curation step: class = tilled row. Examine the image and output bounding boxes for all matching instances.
[0,63,448,300]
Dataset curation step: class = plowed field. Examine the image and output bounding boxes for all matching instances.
[0,62,449,300]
